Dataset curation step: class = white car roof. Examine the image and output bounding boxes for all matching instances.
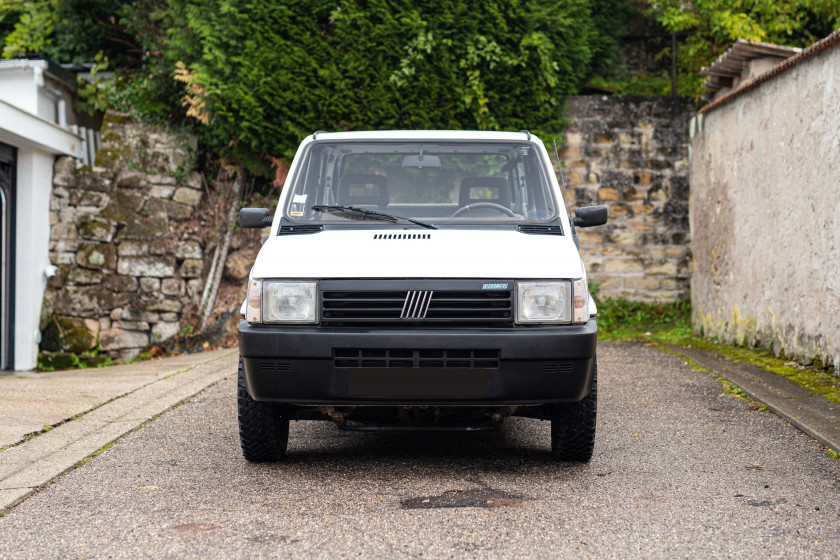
[304,130,541,143]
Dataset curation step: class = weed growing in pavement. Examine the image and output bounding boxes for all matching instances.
[118,351,153,365]
[667,336,840,407]
[596,295,840,406]
[657,344,770,412]
[74,442,115,468]
[719,379,770,412]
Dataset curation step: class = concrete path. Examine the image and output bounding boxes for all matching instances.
[0,348,237,510]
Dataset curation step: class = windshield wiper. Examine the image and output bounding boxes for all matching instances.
[312,205,437,230]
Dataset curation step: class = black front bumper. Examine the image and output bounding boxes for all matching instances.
[238,318,597,406]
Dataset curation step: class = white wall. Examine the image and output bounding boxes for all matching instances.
[37,89,59,124]
[0,60,85,369]
[690,42,840,369]
[0,63,40,116]
[13,150,55,370]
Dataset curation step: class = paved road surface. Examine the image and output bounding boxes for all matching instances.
[1,342,838,558]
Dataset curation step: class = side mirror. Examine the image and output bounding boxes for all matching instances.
[573,205,608,228]
[240,208,273,229]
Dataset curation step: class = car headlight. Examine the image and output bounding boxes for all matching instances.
[246,280,318,324]
[516,281,572,324]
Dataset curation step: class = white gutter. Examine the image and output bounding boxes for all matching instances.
[0,98,83,158]
[0,59,48,73]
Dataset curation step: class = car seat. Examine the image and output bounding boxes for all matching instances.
[337,174,389,209]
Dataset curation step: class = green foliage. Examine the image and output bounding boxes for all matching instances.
[1,0,134,63]
[0,0,53,58]
[596,295,692,341]
[121,0,624,174]
[2,1,627,173]
[37,344,115,371]
[647,0,840,100]
[588,71,674,96]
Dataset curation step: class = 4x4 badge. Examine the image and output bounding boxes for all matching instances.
[400,291,434,319]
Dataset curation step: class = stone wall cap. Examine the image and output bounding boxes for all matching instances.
[701,39,801,79]
[699,28,840,114]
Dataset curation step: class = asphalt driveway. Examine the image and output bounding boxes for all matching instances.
[1,342,838,558]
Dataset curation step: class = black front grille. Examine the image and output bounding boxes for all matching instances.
[279,224,323,234]
[373,233,431,240]
[320,280,514,328]
[517,224,563,235]
[541,363,574,375]
[259,362,292,373]
[334,349,500,369]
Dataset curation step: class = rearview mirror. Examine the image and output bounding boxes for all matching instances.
[573,205,608,228]
[401,154,441,168]
[240,208,273,228]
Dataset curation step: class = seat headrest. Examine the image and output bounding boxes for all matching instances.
[459,177,511,207]
[337,174,389,209]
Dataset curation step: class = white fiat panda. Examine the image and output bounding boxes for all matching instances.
[238,130,607,462]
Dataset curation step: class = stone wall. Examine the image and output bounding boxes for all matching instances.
[41,113,205,363]
[689,41,840,370]
[38,97,695,365]
[561,96,694,302]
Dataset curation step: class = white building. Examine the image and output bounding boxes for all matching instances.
[0,59,97,370]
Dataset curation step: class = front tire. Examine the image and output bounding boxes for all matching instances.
[237,357,289,462]
[550,358,597,462]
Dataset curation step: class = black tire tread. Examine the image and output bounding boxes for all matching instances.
[237,357,289,462]
[550,358,597,462]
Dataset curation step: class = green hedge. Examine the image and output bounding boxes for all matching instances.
[126,0,624,173]
[2,1,625,174]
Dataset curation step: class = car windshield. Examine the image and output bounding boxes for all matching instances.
[284,141,558,224]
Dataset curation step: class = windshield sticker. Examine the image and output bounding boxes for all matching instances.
[290,194,307,216]
[519,146,531,156]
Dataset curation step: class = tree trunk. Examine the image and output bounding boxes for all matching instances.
[200,170,243,330]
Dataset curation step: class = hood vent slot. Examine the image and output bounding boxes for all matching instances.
[517,224,563,235]
[373,233,431,240]
[279,224,323,235]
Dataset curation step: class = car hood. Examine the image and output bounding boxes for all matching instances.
[251,229,585,280]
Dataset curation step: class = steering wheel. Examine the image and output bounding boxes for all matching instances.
[451,202,517,218]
